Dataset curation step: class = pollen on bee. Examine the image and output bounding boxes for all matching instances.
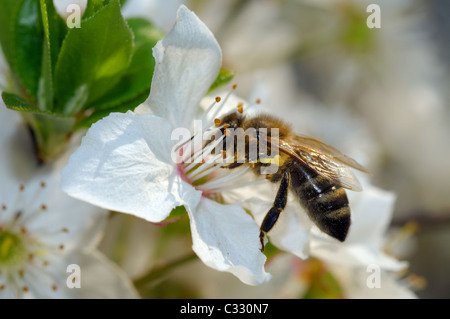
[237,102,244,114]
[214,118,221,127]
[215,96,221,103]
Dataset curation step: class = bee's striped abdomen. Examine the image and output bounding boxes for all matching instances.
[289,160,351,241]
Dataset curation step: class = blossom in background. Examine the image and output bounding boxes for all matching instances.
[52,0,87,20]
[0,105,138,298]
[122,0,184,32]
[62,5,273,286]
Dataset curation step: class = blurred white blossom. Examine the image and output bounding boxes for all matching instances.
[0,105,138,299]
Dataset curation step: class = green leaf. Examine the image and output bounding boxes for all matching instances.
[2,91,75,161]
[87,18,162,111]
[54,0,134,115]
[74,88,149,130]
[2,91,39,112]
[12,0,44,101]
[38,0,68,110]
[0,0,19,70]
[208,68,235,93]
[83,0,106,19]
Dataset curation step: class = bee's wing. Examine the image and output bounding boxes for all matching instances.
[293,135,370,174]
[266,135,368,192]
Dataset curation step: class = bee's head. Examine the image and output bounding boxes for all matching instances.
[218,111,244,130]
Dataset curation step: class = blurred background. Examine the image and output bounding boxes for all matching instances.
[101,0,449,298]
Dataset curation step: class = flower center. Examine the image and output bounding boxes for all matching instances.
[0,230,26,267]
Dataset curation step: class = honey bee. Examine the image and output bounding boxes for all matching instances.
[215,112,370,252]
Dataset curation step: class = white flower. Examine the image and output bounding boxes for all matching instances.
[0,106,138,298]
[61,5,270,286]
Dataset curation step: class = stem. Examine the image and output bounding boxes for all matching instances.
[133,252,198,290]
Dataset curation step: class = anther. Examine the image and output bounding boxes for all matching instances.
[18,269,25,277]
[256,98,261,104]
[19,185,25,192]
[52,285,57,291]
[59,244,64,250]
[224,129,231,136]
[22,286,29,292]
[223,124,230,129]
[232,83,237,90]
[41,204,47,211]
[0,285,5,290]
[237,102,244,114]
[40,181,46,188]
[214,118,221,127]
[1,204,6,211]
[215,96,221,103]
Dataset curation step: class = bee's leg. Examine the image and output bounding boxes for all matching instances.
[259,171,290,252]
[221,162,244,169]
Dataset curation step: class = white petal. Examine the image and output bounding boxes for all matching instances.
[327,264,417,299]
[187,198,271,285]
[346,185,396,244]
[61,111,201,222]
[147,5,222,129]
[66,251,139,299]
[310,185,407,271]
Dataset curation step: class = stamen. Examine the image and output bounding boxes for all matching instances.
[237,102,244,114]
[207,87,236,126]
[198,166,250,191]
[186,153,223,179]
[207,178,265,193]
